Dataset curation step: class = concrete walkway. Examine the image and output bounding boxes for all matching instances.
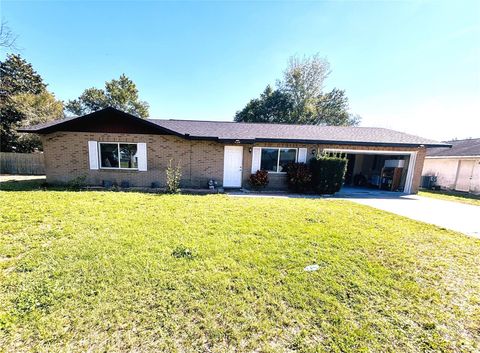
[0,174,46,182]
[229,188,480,238]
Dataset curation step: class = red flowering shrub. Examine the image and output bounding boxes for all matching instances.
[249,170,269,190]
[284,162,312,192]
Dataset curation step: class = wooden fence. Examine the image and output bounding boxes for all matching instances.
[0,152,45,175]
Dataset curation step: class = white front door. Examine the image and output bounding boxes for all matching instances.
[223,146,243,188]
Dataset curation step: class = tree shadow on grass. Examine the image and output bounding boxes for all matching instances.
[0,179,217,195]
[0,179,68,192]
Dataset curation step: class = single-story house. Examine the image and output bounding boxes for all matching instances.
[422,138,480,194]
[19,107,449,193]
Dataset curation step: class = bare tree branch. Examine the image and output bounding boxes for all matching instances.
[0,20,18,50]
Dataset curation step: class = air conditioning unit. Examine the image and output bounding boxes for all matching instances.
[384,159,405,168]
[421,175,438,189]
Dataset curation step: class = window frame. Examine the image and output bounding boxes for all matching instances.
[98,142,139,170]
[259,147,298,174]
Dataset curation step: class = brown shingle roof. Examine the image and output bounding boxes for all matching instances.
[19,107,449,148]
[150,119,448,147]
[426,138,480,157]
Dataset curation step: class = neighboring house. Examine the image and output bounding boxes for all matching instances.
[422,138,480,194]
[19,107,448,193]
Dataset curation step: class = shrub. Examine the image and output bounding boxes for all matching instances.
[249,170,269,190]
[166,159,182,194]
[310,154,347,195]
[67,175,86,190]
[284,162,312,192]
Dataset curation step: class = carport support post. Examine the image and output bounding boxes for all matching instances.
[404,152,417,194]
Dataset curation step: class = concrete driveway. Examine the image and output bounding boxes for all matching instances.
[335,187,480,238]
[230,187,480,238]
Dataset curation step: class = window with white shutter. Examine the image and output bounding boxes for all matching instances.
[298,148,308,163]
[92,142,147,171]
[88,141,99,170]
[254,147,302,173]
[251,147,261,173]
[137,143,147,171]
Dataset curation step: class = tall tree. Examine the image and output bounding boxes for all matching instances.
[10,92,64,152]
[0,54,45,97]
[234,85,294,123]
[280,54,330,123]
[315,88,360,126]
[66,74,149,118]
[235,54,360,126]
[0,54,62,152]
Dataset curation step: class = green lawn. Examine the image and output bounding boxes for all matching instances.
[1,184,479,352]
[419,189,480,206]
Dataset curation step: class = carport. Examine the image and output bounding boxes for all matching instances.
[324,148,418,194]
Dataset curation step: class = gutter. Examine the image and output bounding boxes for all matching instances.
[425,155,480,159]
[214,137,450,148]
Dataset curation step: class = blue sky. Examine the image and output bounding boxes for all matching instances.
[1,0,479,140]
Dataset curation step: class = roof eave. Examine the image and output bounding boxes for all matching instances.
[247,138,448,148]
[16,107,185,138]
[17,127,38,133]
[181,136,449,147]
[16,128,449,148]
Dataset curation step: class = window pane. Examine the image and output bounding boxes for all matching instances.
[100,143,119,168]
[260,148,279,172]
[120,144,138,169]
[279,149,296,172]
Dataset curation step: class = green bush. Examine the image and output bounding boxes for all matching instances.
[284,162,312,192]
[67,175,86,190]
[249,170,269,190]
[310,154,347,195]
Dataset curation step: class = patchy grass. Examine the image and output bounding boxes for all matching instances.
[419,189,480,206]
[0,187,479,352]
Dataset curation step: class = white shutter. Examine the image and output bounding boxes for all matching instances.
[251,147,261,173]
[88,141,99,170]
[298,148,308,163]
[137,143,147,171]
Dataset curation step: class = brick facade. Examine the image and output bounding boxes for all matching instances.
[42,131,426,193]
[42,132,224,188]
